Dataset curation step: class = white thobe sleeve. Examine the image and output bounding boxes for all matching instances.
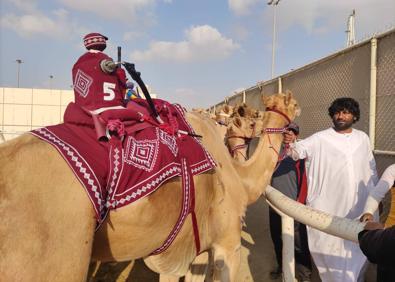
[363,164,395,215]
[287,135,315,161]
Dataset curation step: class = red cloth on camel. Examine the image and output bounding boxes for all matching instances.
[30,99,216,224]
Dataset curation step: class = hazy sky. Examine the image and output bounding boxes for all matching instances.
[1,0,394,108]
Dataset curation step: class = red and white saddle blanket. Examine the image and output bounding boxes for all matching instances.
[30,99,216,226]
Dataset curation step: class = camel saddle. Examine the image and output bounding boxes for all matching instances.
[30,99,216,229]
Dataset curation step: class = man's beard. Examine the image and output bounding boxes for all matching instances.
[333,119,353,131]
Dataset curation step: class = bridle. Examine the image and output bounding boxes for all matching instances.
[226,122,257,161]
[226,108,292,164]
[264,108,292,170]
[265,108,291,124]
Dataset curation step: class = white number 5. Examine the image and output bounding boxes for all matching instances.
[103,82,116,101]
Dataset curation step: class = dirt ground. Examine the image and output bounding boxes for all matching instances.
[88,197,377,282]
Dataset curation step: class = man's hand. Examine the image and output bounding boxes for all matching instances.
[364,221,384,231]
[360,213,374,222]
[283,130,297,144]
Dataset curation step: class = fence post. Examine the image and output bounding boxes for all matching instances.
[278,77,282,93]
[282,215,296,282]
[369,37,377,149]
[266,198,296,282]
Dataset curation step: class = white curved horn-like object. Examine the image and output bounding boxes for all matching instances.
[264,185,365,242]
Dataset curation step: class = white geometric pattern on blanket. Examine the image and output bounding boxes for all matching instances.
[157,128,178,157]
[111,166,181,207]
[74,69,93,98]
[124,135,159,172]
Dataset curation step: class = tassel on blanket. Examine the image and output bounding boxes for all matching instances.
[107,119,125,138]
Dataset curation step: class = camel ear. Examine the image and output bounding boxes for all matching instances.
[237,106,245,117]
[234,117,242,128]
[285,90,293,106]
[263,95,275,108]
[262,95,268,107]
[254,110,259,118]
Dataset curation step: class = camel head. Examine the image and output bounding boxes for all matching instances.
[215,104,234,125]
[227,116,256,139]
[225,116,256,161]
[262,90,301,123]
[232,103,260,119]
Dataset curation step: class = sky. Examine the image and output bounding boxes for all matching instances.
[1,0,394,109]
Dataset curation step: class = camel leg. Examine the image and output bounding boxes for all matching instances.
[211,243,241,282]
[184,251,209,282]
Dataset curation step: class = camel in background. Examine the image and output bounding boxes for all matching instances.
[191,108,215,120]
[224,104,265,162]
[0,92,299,282]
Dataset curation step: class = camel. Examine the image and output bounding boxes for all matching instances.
[90,103,265,281]
[212,104,234,140]
[224,105,265,162]
[191,108,215,120]
[214,104,234,126]
[0,92,300,282]
[213,103,261,144]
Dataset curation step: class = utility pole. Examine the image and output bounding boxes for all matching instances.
[268,0,281,79]
[346,10,356,47]
[16,59,23,88]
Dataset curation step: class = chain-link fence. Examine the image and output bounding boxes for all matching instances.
[210,28,395,175]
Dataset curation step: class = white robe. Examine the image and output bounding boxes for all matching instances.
[289,127,378,282]
[363,163,395,215]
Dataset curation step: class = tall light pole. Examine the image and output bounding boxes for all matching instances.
[268,0,280,79]
[16,59,23,88]
[346,9,356,47]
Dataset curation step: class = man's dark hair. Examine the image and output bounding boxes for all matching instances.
[328,97,360,122]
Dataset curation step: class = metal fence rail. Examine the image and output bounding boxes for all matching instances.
[208,28,395,282]
[210,28,395,175]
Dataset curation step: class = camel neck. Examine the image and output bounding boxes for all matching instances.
[233,111,289,204]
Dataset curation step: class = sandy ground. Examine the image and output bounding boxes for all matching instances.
[88,197,377,282]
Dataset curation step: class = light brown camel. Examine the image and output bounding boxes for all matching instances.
[214,104,234,126]
[213,103,260,144]
[90,103,264,282]
[191,108,215,120]
[224,104,265,162]
[210,105,231,142]
[0,92,299,282]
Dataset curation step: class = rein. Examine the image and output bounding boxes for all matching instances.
[264,108,292,170]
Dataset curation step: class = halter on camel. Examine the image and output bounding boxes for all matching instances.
[226,121,256,161]
[226,108,291,164]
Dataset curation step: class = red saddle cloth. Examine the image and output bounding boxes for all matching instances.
[30,99,216,224]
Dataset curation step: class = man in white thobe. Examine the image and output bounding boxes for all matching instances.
[284,97,378,282]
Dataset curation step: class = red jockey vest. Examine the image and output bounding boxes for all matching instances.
[72,51,125,111]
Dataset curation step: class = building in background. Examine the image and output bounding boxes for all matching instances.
[0,86,158,142]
